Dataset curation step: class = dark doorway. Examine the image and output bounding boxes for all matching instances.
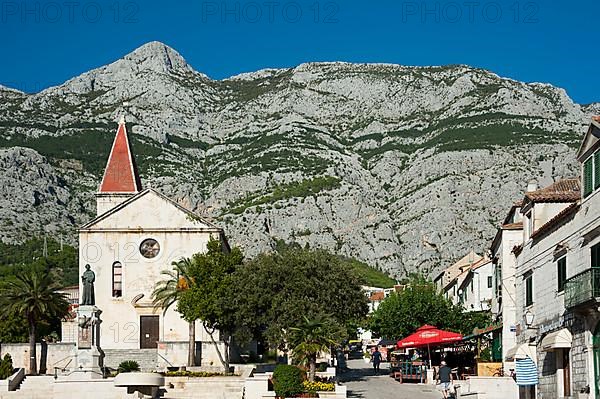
[140,316,159,349]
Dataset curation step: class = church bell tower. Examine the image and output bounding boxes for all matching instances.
[96,116,142,215]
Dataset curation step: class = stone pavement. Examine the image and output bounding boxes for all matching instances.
[340,359,441,399]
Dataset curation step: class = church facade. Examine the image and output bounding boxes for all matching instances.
[75,117,229,369]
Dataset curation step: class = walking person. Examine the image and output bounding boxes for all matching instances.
[436,360,453,399]
[371,346,382,374]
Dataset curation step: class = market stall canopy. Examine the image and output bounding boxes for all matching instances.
[505,344,536,361]
[378,338,397,346]
[396,325,463,348]
[541,329,572,352]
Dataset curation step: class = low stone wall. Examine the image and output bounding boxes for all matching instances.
[0,343,76,374]
[460,376,518,399]
[0,368,25,391]
[158,340,228,368]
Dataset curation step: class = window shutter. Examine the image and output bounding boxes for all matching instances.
[557,258,567,292]
[593,243,600,269]
[525,275,533,307]
[584,157,594,197]
[595,150,600,190]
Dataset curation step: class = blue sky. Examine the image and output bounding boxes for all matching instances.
[1,0,598,104]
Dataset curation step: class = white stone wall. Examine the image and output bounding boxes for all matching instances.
[461,261,494,312]
[492,229,521,368]
[0,343,76,374]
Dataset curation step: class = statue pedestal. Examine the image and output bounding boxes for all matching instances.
[71,305,104,380]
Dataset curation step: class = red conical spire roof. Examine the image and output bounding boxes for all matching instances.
[99,116,142,193]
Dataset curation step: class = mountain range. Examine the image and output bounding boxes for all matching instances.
[0,41,597,278]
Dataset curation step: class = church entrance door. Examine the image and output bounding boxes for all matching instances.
[140,316,159,349]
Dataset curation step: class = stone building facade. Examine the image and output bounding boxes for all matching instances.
[510,117,600,399]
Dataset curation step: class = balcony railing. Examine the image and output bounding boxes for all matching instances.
[564,268,600,309]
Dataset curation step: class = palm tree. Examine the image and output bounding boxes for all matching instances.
[289,315,344,382]
[152,258,196,366]
[0,268,69,375]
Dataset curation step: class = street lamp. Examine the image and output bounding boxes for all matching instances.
[524,310,535,327]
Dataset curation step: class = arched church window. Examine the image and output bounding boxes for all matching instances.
[113,261,123,297]
[140,238,160,258]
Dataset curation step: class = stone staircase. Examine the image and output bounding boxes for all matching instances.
[0,375,54,399]
[103,348,159,371]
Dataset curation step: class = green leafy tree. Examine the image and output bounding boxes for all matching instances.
[289,315,346,382]
[0,268,69,375]
[177,238,244,373]
[0,354,13,379]
[151,258,196,366]
[231,245,368,355]
[369,275,490,339]
[0,238,78,287]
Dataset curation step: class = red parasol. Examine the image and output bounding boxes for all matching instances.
[397,324,463,348]
[396,325,463,367]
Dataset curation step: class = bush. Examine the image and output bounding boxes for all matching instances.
[272,364,305,398]
[0,354,13,379]
[117,360,140,373]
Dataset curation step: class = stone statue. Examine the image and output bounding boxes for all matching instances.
[81,264,96,305]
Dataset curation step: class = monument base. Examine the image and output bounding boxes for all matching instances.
[72,305,104,380]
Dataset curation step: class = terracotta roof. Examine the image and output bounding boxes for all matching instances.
[370,291,385,301]
[530,203,580,240]
[525,178,580,203]
[502,222,523,230]
[471,257,491,271]
[99,118,142,193]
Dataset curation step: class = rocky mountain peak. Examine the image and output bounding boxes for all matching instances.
[123,41,191,74]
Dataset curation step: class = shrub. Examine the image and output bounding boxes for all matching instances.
[272,364,305,398]
[0,354,13,379]
[117,360,140,373]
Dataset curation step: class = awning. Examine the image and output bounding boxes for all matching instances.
[463,322,503,340]
[515,357,538,386]
[541,329,572,351]
[505,344,536,361]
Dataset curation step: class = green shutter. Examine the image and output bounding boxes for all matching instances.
[593,243,600,269]
[525,275,533,306]
[557,258,567,292]
[584,157,594,197]
[595,151,600,190]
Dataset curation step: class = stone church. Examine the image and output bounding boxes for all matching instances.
[74,117,229,369]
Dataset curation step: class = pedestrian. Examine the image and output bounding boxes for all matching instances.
[436,360,453,399]
[372,346,382,374]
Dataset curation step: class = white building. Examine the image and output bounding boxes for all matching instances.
[74,118,230,369]
[457,257,494,312]
[509,117,600,399]
[434,250,483,305]
[490,201,523,370]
